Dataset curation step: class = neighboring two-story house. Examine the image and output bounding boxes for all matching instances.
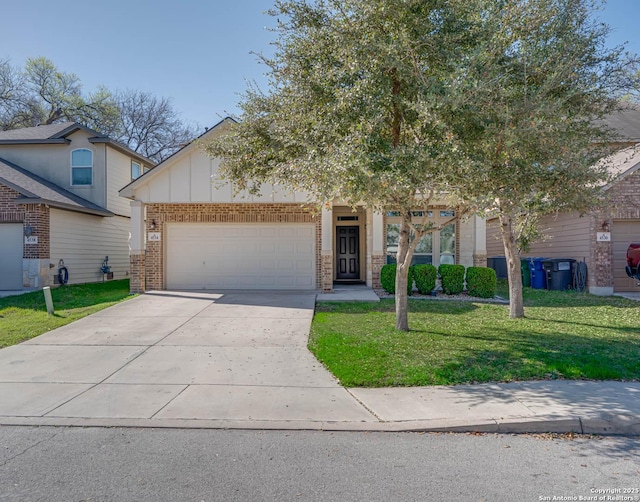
[0,122,153,291]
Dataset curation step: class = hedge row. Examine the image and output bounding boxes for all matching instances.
[379,263,497,298]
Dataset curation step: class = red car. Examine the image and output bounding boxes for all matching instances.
[626,243,640,281]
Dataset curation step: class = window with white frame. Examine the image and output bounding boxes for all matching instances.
[385,210,455,266]
[71,149,93,186]
[131,161,142,180]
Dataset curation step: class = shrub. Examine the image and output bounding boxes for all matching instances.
[466,267,497,298]
[380,264,413,295]
[438,264,465,295]
[412,264,437,294]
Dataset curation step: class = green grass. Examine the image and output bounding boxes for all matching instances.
[0,280,135,348]
[309,286,640,387]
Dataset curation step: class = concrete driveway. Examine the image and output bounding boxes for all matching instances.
[0,291,375,428]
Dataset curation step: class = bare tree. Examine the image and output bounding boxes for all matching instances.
[112,89,198,162]
[0,57,198,163]
[0,59,29,130]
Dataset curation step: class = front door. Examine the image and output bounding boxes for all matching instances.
[336,226,360,280]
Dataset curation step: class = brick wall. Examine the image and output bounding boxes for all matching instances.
[0,183,50,260]
[473,253,488,267]
[591,169,640,289]
[371,254,385,289]
[22,204,50,259]
[141,203,322,291]
[321,252,333,292]
[607,170,640,220]
[129,253,145,293]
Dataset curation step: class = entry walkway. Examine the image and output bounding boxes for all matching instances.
[0,291,638,434]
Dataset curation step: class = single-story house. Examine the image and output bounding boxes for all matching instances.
[0,122,153,290]
[119,119,488,293]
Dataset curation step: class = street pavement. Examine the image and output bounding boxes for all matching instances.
[3,427,639,502]
[0,290,638,434]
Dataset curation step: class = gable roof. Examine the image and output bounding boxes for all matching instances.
[0,122,78,141]
[0,157,113,216]
[599,144,640,190]
[119,117,234,198]
[0,122,154,166]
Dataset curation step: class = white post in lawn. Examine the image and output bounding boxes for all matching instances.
[43,287,54,315]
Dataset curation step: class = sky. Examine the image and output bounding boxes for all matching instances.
[1,0,638,131]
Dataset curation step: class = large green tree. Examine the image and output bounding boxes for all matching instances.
[206,0,479,330]
[444,0,639,317]
[21,57,119,132]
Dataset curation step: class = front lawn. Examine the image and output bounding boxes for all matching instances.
[309,288,640,386]
[0,280,135,348]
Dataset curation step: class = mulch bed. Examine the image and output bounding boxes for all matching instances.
[374,289,510,304]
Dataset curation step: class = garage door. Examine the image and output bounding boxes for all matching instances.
[0,223,23,290]
[166,223,316,290]
[612,220,640,292]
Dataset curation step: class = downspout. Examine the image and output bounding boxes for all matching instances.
[104,145,108,211]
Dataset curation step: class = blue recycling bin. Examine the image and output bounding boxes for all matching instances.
[528,257,548,289]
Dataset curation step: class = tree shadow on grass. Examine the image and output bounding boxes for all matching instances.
[422,326,640,383]
[523,313,640,334]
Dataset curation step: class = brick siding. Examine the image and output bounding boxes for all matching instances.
[591,169,640,288]
[129,253,145,293]
[371,254,385,289]
[137,203,322,291]
[0,183,50,261]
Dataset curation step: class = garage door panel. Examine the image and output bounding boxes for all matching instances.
[0,223,23,290]
[613,220,640,292]
[166,223,316,290]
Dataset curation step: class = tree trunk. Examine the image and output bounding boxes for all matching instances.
[395,214,413,331]
[499,212,525,318]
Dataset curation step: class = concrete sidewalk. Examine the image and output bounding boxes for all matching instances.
[0,291,638,434]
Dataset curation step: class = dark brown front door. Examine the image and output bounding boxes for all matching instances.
[336,226,360,280]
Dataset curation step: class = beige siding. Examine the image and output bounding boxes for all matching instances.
[0,131,108,208]
[486,218,503,257]
[106,147,136,216]
[132,146,309,204]
[486,212,591,261]
[522,212,591,260]
[50,209,130,285]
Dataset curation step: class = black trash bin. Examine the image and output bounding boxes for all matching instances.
[487,256,507,279]
[542,259,576,290]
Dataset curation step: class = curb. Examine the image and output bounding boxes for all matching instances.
[1,415,638,435]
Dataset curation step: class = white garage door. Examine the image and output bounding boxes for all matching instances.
[166,223,316,290]
[0,223,23,290]
[612,220,640,292]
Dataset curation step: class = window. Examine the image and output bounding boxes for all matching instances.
[386,223,433,265]
[131,161,142,180]
[385,209,456,266]
[71,149,93,186]
[439,223,456,264]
